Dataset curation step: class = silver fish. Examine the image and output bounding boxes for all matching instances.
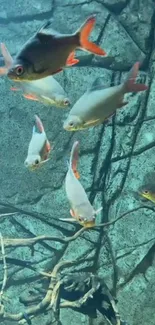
[25,115,51,170]
[63,62,148,131]
[60,141,102,227]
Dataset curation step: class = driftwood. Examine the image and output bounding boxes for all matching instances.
[0,206,142,324]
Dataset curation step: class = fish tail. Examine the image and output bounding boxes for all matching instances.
[70,141,80,179]
[0,67,8,75]
[124,62,148,93]
[77,16,106,56]
[0,43,13,75]
[34,114,45,133]
[1,43,13,69]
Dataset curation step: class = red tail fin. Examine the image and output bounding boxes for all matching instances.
[124,62,148,93]
[1,43,13,69]
[34,115,44,133]
[0,67,7,75]
[0,43,13,75]
[77,16,106,56]
[70,141,80,179]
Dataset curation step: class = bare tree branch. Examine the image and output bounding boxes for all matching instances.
[0,233,7,308]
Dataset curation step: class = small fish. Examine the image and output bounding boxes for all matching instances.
[140,187,155,203]
[24,115,51,170]
[63,62,148,131]
[6,15,106,81]
[60,141,102,227]
[11,77,70,108]
[0,43,70,108]
[139,172,155,203]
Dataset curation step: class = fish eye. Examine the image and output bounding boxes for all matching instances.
[15,65,24,76]
[64,99,70,106]
[69,122,74,127]
[144,190,149,194]
[35,159,39,165]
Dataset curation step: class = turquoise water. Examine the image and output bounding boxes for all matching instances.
[0,1,154,324]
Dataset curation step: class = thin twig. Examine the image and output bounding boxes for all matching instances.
[0,232,7,306]
[0,207,148,251]
[95,206,147,228]
[3,227,85,248]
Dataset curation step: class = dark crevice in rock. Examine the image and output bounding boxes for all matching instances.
[106,234,118,297]
[119,241,155,289]
[0,0,55,24]
[90,228,105,274]
[117,17,146,54]
[116,236,155,260]
[96,14,111,45]
[59,1,91,8]
[95,0,129,15]
[0,200,76,234]
[6,273,42,288]
[0,10,53,24]
[142,8,155,69]
[10,216,60,253]
[111,73,152,197]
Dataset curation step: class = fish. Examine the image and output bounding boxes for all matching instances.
[139,186,155,203]
[60,141,102,227]
[24,115,51,170]
[6,15,106,81]
[63,62,148,131]
[139,172,155,203]
[11,77,71,108]
[0,43,70,108]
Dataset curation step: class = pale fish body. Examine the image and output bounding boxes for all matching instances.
[65,141,101,227]
[15,76,70,108]
[25,115,51,170]
[63,62,148,131]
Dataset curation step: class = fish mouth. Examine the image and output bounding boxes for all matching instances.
[63,123,81,131]
[82,221,95,228]
[28,164,40,171]
[7,72,20,81]
[63,98,71,107]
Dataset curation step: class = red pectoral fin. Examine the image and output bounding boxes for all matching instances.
[66,52,79,67]
[46,140,51,152]
[23,93,39,101]
[11,87,21,91]
[70,209,75,217]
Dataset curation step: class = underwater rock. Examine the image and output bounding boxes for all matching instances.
[0,0,154,325]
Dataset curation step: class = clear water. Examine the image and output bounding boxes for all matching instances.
[0,0,154,324]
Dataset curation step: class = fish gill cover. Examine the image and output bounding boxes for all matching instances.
[0,0,154,325]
